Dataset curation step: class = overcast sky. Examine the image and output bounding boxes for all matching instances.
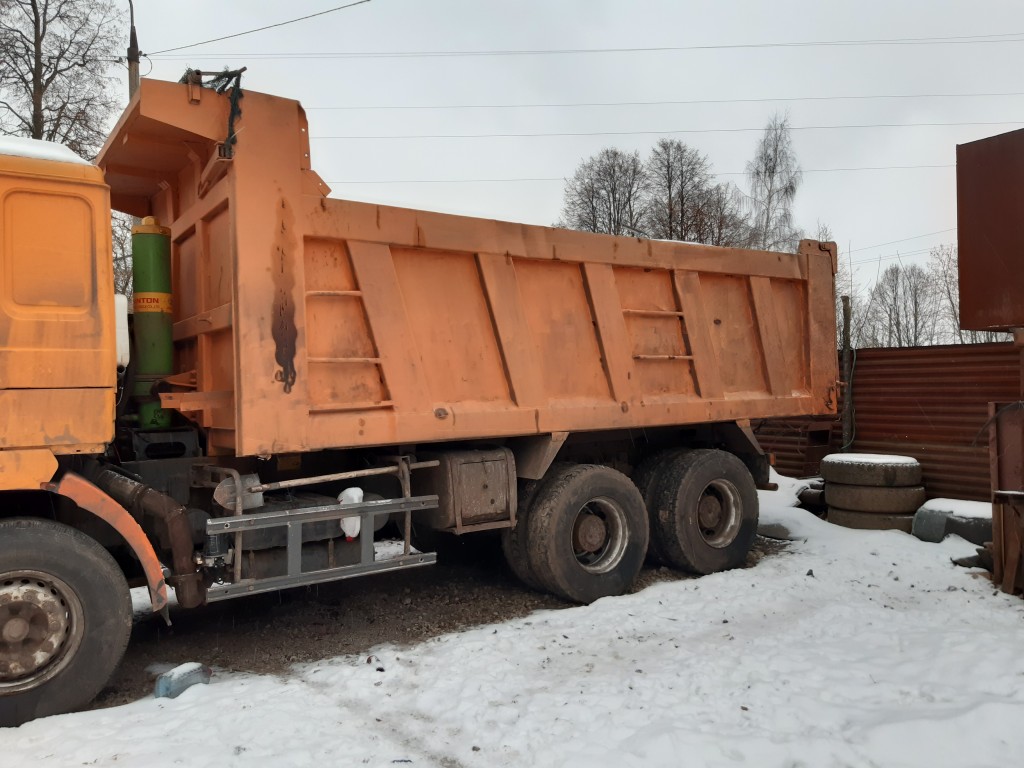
[131,0,1024,291]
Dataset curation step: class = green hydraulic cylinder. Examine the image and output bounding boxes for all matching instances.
[131,216,173,429]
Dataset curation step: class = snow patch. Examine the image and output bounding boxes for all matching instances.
[919,497,992,520]
[824,452,919,465]
[130,585,178,618]
[0,135,90,165]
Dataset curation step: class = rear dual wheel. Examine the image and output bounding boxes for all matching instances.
[647,450,759,575]
[500,451,757,601]
[503,465,648,604]
[500,478,544,591]
[631,450,687,565]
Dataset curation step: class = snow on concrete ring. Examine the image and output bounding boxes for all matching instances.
[820,453,922,487]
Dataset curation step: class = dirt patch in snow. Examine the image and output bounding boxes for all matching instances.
[91,536,786,710]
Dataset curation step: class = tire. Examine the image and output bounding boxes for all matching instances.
[824,483,926,514]
[820,454,922,487]
[828,507,914,533]
[0,518,132,727]
[409,523,444,555]
[798,488,826,508]
[409,525,470,562]
[525,465,648,604]
[500,479,544,591]
[649,449,759,575]
[632,450,688,566]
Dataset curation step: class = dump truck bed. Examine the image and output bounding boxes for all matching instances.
[98,79,838,457]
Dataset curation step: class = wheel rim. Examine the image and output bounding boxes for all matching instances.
[695,479,743,548]
[570,497,628,574]
[0,570,85,693]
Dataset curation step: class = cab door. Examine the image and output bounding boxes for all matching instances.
[0,156,116,452]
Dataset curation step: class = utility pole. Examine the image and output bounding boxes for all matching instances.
[127,0,140,98]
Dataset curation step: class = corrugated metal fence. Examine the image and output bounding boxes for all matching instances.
[757,342,1022,501]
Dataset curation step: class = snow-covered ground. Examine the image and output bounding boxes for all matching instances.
[5,484,1024,767]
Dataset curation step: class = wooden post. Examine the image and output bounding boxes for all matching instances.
[841,295,853,452]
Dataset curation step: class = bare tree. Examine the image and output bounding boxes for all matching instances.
[815,220,833,243]
[111,211,132,296]
[645,138,713,242]
[746,113,803,252]
[0,0,123,158]
[693,182,750,247]
[559,147,649,236]
[824,223,851,348]
[928,244,1009,343]
[859,263,940,348]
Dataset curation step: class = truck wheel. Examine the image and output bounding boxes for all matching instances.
[650,449,758,575]
[526,465,648,604]
[409,524,458,559]
[500,479,543,591]
[632,450,688,566]
[0,518,132,727]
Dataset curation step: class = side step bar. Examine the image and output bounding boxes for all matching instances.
[204,494,439,603]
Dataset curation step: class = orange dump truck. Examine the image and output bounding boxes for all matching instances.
[0,75,838,724]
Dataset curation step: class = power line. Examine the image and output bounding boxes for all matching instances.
[323,164,955,185]
[786,164,954,174]
[147,1,373,56]
[313,121,1024,140]
[148,30,1024,60]
[328,177,564,185]
[306,91,1024,111]
[849,245,951,266]
[845,228,957,255]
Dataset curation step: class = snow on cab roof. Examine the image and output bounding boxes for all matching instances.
[0,135,91,165]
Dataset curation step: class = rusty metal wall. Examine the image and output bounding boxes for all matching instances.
[754,417,838,478]
[956,128,1024,331]
[758,343,1021,501]
[850,343,1020,500]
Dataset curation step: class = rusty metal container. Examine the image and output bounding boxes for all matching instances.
[957,128,1024,594]
[956,128,1024,332]
[991,400,1024,594]
[97,79,838,459]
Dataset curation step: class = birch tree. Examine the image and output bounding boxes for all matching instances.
[746,113,803,252]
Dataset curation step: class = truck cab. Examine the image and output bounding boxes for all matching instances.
[0,137,117,489]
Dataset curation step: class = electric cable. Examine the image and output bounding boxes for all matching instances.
[147,1,373,55]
